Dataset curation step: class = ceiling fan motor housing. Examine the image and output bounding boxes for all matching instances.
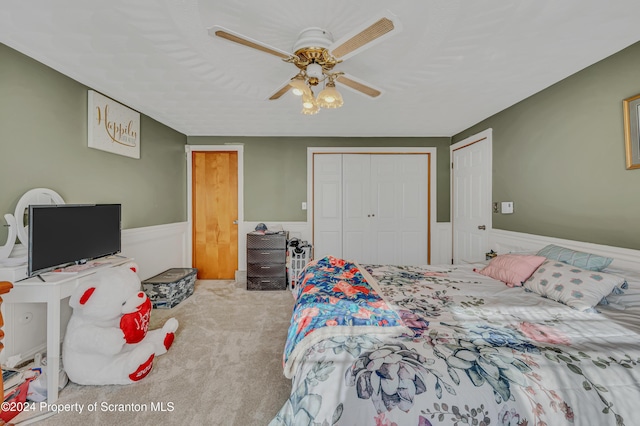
[291,27,340,76]
[293,27,334,51]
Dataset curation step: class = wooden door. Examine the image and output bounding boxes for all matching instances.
[192,151,238,279]
[451,130,492,263]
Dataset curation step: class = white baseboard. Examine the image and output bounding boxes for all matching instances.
[490,229,640,273]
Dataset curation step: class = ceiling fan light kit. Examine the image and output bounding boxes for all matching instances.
[209,11,400,115]
[301,95,320,115]
[316,79,343,109]
[289,75,310,96]
[302,92,316,109]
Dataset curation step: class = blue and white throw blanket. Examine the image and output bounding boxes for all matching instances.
[283,256,408,379]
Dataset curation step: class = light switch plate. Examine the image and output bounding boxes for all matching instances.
[501,201,514,214]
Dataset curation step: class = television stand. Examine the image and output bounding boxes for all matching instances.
[2,255,133,403]
[54,260,105,273]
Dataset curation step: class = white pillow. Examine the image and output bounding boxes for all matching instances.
[524,260,625,312]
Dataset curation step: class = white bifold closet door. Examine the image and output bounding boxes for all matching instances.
[314,153,429,265]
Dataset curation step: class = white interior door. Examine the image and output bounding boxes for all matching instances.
[370,154,429,265]
[341,154,429,265]
[343,154,372,262]
[311,148,435,266]
[451,129,492,263]
[312,154,343,259]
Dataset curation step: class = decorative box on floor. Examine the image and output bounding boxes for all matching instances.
[142,268,197,308]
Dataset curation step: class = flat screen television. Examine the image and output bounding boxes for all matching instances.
[28,204,121,277]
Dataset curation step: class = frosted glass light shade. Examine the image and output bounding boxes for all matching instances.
[302,93,316,109]
[289,78,309,96]
[317,86,343,108]
[301,103,319,114]
[301,93,319,114]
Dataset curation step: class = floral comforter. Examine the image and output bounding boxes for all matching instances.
[271,259,640,426]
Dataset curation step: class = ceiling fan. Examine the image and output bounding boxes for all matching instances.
[208,11,402,114]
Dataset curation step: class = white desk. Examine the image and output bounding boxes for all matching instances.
[3,256,132,403]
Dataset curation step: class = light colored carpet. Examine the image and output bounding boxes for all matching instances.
[16,280,294,425]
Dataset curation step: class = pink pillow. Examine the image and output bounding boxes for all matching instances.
[475,254,546,287]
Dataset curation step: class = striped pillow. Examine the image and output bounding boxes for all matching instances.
[536,244,613,272]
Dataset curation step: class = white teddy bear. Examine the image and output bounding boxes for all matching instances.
[62,262,179,385]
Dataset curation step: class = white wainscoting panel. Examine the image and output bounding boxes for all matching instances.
[121,222,189,280]
[240,221,452,268]
[431,222,452,265]
[490,229,640,273]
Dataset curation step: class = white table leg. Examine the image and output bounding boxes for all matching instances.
[46,293,61,404]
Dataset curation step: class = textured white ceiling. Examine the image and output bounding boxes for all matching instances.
[1,0,639,137]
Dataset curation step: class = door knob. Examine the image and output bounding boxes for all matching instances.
[233,220,238,225]
[478,225,486,230]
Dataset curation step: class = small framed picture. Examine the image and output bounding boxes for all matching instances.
[623,93,640,170]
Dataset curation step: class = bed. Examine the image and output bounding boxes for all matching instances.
[270,249,640,426]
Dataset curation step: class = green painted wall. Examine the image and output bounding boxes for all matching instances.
[453,42,640,250]
[0,43,188,243]
[12,35,637,251]
[187,136,451,223]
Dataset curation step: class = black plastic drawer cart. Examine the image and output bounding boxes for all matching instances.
[246,232,288,290]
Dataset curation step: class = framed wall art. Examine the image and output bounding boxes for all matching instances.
[88,90,140,159]
[623,93,640,170]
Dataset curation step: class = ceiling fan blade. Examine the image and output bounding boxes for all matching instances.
[336,74,382,98]
[268,82,292,100]
[208,25,291,59]
[329,11,402,60]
